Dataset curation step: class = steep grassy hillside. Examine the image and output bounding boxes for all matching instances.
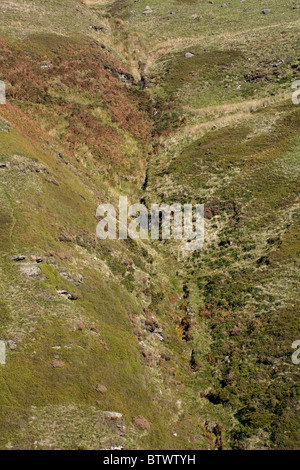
[0,0,299,450]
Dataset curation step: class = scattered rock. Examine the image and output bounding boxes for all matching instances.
[185,52,194,58]
[30,255,44,263]
[133,415,151,430]
[88,25,104,31]
[145,317,159,333]
[68,292,79,301]
[262,9,271,14]
[160,352,171,361]
[40,61,52,70]
[77,323,85,331]
[99,339,110,351]
[51,360,65,368]
[11,255,26,262]
[20,263,42,278]
[46,177,60,186]
[57,290,79,300]
[124,258,134,266]
[103,411,122,419]
[244,71,271,82]
[117,425,126,436]
[7,340,17,350]
[135,329,143,340]
[96,384,107,393]
[143,6,152,15]
[57,289,68,296]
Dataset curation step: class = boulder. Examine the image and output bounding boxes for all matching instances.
[51,360,65,368]
[103,411,122,419]
[143,6,152,15]
[7,340,17,350]
[11,255,26,262]
[96,384,107,393]
[20,263,42,277]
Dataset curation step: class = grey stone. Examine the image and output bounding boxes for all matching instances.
[20,263,42,277]
[11,255,26,262]
[7,340,17,350]
[144,6,152,15]
[103,411,123,419]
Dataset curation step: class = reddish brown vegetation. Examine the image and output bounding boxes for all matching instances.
[0,36,151,171]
